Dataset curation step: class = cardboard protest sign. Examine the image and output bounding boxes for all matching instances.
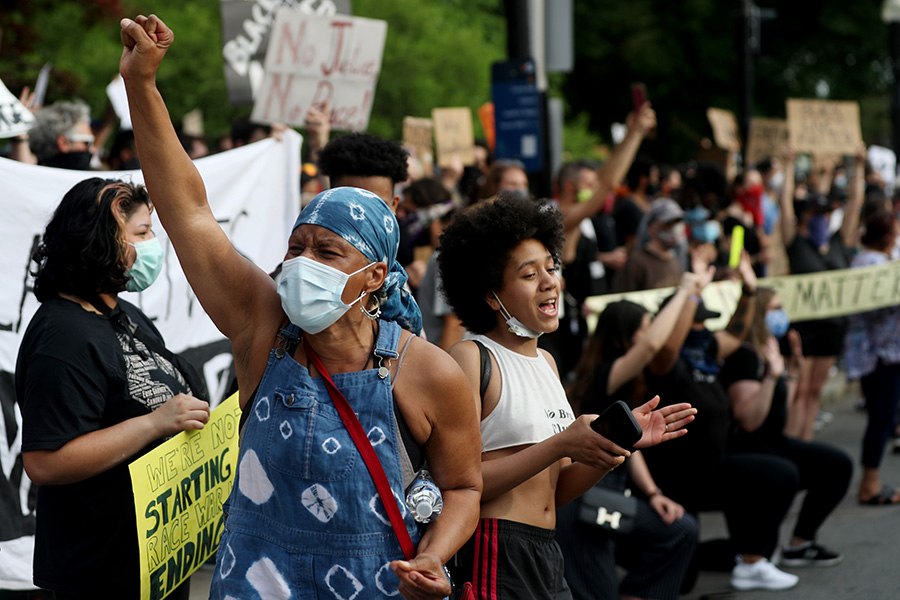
[403,116,434,176]
[745,117,788,166]
[706,108,741,152]
[130,394,242,600]
[787,99,862,156]
[220,0,353,105]
[251,9,386,131]
[0,77,35,139]
[432,107,476,168]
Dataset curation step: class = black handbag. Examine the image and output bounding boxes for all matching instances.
[578,484,637,535]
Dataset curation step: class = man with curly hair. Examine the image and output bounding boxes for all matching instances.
[318,131,409,212]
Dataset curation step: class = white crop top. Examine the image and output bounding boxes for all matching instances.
[471,334,576,452]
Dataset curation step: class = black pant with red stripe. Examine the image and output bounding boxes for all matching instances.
[449,518,572,600]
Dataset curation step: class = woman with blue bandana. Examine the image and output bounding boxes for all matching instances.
[119,15,482,599]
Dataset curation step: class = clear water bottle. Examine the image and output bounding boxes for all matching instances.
[405,469,443,523]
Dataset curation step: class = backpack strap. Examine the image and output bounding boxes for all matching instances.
[472,339,491,402]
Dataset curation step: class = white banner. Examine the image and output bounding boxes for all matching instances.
[0,129,301,589]
[251,9,386,131]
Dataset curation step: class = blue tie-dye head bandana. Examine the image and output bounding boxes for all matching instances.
[293,187,423,333]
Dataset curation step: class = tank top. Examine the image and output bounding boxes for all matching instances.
[471,334,575,452]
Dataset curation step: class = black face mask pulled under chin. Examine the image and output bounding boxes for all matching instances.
[42,151,94,171]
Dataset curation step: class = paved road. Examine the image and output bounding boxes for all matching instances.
[191,375,900,599]
[684,377,900,600]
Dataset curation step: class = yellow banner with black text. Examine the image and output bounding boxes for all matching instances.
[129,394,242,600]
[585,261,900,332]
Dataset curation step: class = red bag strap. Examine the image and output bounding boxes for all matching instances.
[304,342,416,561]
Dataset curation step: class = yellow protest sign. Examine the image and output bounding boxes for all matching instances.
[706,107,742,152]
[129,393,242,600]
[584,262,900,332]
[786,98,862,157]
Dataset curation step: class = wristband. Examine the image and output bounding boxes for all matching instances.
[741,286,756,297]
[647,488,662,498]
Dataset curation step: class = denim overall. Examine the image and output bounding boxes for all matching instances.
[210,320,420,599]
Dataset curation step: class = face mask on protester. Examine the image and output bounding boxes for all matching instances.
[765,308,790,339]
[491,291,543,339]
[47,151,94,171]
[655,223,685,249]
[276,255,374,334]
[577,188,594,203]
[125,238,164,292]
[691,220,721,244]
[768,171,785,194]
[808,213,831,247]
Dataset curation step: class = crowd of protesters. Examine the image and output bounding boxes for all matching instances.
[4,10,900,600]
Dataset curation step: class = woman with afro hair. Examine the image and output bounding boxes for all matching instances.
[438,193,696,599]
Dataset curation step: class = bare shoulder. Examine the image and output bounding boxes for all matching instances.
[402,333,470,387]
[538,347,561,379]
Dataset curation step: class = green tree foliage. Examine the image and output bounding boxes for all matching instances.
[0,0,893,162]
[562,0,891,162]
[1,0,506,146]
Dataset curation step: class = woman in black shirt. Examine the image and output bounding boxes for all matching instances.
[16,178,210,599]
[558,271,703,600]
[720,287,851,566]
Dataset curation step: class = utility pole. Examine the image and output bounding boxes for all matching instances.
[737,0,775,165]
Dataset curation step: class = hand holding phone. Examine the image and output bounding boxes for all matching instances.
[590,400,643,450]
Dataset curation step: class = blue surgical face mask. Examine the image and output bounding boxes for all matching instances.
[692,220,721,243]
[125,238,164,292]
[765,308,790,338]
[276,255,373,334]
[808,213,830,247]
[491,291,543,339]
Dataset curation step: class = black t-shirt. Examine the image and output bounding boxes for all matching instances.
[719,344,788,454]
[640,335,733,509]
[580,361,630,490]
[786,231,849,274]
[16,297,194,594]
[612,196,646,247]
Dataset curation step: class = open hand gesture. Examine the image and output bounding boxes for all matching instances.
[632,395,697,449]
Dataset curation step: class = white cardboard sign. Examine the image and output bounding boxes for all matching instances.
[251,9,386,131]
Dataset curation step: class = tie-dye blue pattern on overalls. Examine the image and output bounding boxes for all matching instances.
[210,320,420,599]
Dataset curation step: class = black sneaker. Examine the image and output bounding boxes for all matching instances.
[779,542,843,567]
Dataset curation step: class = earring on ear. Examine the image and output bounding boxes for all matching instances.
[360,295,382,320]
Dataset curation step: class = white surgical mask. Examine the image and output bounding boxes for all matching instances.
[491,291,543,339]
[276,256,373,334]
[125,238,164,292]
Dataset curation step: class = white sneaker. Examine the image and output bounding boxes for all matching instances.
[731,557,799,591]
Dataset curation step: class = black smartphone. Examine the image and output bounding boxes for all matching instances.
[590,400,643,450]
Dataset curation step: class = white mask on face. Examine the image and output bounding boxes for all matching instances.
[491,291,543,339]
[276,255,373,334]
